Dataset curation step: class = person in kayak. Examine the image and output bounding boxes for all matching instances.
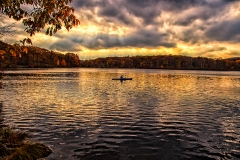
[120,75,123,79]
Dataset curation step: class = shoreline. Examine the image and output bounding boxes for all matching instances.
[1,67,240,72]
[0,103,52,159]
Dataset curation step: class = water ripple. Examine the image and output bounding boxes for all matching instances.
[0,69,240,159]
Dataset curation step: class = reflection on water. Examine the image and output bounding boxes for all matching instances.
[0,68,240,160]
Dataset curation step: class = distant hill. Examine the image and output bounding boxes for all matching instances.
[1,41,240,70]
[80,55,240,71]
[0,41,80,68]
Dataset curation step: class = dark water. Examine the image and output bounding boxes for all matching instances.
[0,68,240,160]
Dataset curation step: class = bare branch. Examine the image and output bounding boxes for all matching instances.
[0,14,16,38]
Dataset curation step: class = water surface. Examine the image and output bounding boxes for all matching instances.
[0,68,240,159]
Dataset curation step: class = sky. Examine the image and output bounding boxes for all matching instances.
[2,0,240,60]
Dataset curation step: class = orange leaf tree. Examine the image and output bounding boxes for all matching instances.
[0,0,80,36]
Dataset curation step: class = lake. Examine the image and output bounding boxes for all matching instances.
[0,68,240,160]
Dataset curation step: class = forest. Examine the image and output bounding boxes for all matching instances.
[0,41,80,68]
[81,56,240,71]
[1,41,240,70]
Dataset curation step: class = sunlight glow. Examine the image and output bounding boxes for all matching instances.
[2,1,240,60]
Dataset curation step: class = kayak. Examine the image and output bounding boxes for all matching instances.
[112,78,132,80]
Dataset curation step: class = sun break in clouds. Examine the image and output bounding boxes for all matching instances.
[2,0,240,59]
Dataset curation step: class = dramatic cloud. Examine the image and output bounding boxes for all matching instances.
[69,26,175,49]
[205,20,240,42]
[2,0,240,59]
[71,0,240,44]
[49,39,81,52]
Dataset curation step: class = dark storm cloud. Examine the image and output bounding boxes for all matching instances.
[123,28,176,48]
[98,4,136,26]
[69,0,240,48]
[72,0,161,26]
[205,20,240,42]
[72,0,210,18]
[71,0,103,8]
[49,40,80,52]
[70,27,175,49]
[72,0,236,23]
[171,0,237,26]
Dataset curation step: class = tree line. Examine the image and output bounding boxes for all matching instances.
[0,41,80,68]
[1,40,240,70]
[80,55,240,71]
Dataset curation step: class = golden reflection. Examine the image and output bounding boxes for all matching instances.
[1,69,240,160]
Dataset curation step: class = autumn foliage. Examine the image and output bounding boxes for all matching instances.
[0,0,80,36]
[80,56,240,71]
[0,41,80,68]
[0,41,240,70]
